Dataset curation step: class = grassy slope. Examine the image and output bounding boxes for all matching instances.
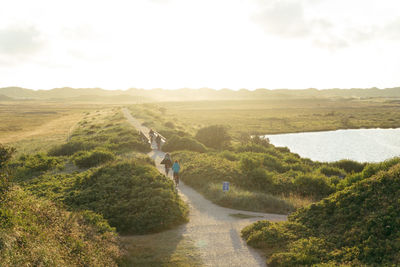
[0,186,120,266]
[242,163,400,266]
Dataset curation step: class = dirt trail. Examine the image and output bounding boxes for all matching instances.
[123,108,287,266]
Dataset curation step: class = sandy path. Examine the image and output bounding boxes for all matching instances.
[123,108,287,267]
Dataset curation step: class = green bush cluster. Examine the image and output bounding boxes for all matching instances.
[48,140,97,156]
[336,157,400,190]
[167,130,374,214]
[25,159,188,235]
[49,117,150,157]
[173,140,343,213]
[72,149,115,168]
[331,159,366,173]
[163,135,207,153]
[66,160,188,234]
[242,163,400,266]
[195,124,231,149]
[13,153,62,181]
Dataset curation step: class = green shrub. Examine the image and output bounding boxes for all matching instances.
[331,159,366,173]
[318,166,346,177]
[237,143,268,153]
[14,153,62,181]
[195,125,231,149]
[242,220,309,249]
[268,237,331,267]
[49,141,96,156]
[239,154,262,173]
[293,174,334,198]
[246,167,274,190]
[263,154,287,173]
[72,149,115,168]
[163,135,207,153]
[80,210,115,234]
[219,150,238,161]
[361,157,400,178]
[66,160,188,234]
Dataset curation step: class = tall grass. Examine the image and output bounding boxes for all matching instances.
[206,183,294,214]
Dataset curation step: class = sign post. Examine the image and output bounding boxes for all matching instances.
[222,181,230,192]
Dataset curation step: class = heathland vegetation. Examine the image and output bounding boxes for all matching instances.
[2,87,400,266]
[242,161,400,266]
[1,107,188,265]
[128,104,370,214]
[0,144,120,266]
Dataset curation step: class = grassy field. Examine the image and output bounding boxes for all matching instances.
[153,98,400,137]
[0,101,107,155]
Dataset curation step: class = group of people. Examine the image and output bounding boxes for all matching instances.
[149,129,162,150]
[149,129,180,186]
[160,153,180,186]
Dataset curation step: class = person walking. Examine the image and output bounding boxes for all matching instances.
[149,129,155,143]
[172,160,180,186]
[155,134,162,150]
[160,153,172,175]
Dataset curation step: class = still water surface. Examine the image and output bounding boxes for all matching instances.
[264,128,400,162]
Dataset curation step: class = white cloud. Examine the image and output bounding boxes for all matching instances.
[0,25,44,56]
[253,1,312,38]
[252,0,400,51]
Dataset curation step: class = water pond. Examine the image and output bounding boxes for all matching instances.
[264,128,400,163]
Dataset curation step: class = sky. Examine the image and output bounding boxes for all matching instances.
[1,0,400,90]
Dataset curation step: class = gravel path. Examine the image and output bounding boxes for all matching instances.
[123,108,287,267]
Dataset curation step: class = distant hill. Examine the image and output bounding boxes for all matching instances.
[0,94,14,101]
[1,86,400,102]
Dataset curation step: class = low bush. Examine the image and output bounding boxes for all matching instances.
[14,153,63,181]
[48,140,97,156]
[195,125,231,149]
[72,149,115,168]
[317,165,346,177]
[293,174,335,198]
[163,135,207,153]
[66,160,188,234]
[331,159,366,173]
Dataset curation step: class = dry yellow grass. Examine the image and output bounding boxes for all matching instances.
[280,193,313,210]
[0,101,107,154]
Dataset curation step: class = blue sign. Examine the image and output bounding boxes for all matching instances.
[222,181,230,192]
